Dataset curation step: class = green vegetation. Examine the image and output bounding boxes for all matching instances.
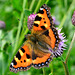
[0,0,75,75]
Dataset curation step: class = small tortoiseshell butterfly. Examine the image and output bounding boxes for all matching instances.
[10,4,60,73]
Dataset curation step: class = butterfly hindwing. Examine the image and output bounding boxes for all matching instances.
[32,48,54,69]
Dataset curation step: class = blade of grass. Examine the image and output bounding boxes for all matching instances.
[29,0,35,10]
[58,0,75,29]
[45,0,49,4]
[34,0,42,13]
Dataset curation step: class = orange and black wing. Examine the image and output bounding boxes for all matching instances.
[32,48,54,69]
[31,4,54,34]
[41,28,60,50]
[32,4,60,51]
[10,41,32,73]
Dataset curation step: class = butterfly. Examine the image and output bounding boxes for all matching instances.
[10,4,60,73]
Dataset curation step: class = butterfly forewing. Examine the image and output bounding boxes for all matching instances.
[10,41,32,73]
[32,4,53,33]
[32,4,60,51]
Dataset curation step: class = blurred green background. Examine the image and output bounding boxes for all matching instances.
[0,0,75,75]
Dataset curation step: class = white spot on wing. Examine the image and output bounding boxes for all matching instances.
[40,8,43,10]
[42,63,44,66]
[11,63,13,66]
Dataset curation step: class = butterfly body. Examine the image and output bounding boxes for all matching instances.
[10,4,60,73]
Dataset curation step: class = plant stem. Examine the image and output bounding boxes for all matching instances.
[62,62,69,75]
[51,62,53,74]
[65,32,75,63]
[29,0,35,10]
[62,31,75,75]
[34,0,42,13]
[43,68,45,75]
